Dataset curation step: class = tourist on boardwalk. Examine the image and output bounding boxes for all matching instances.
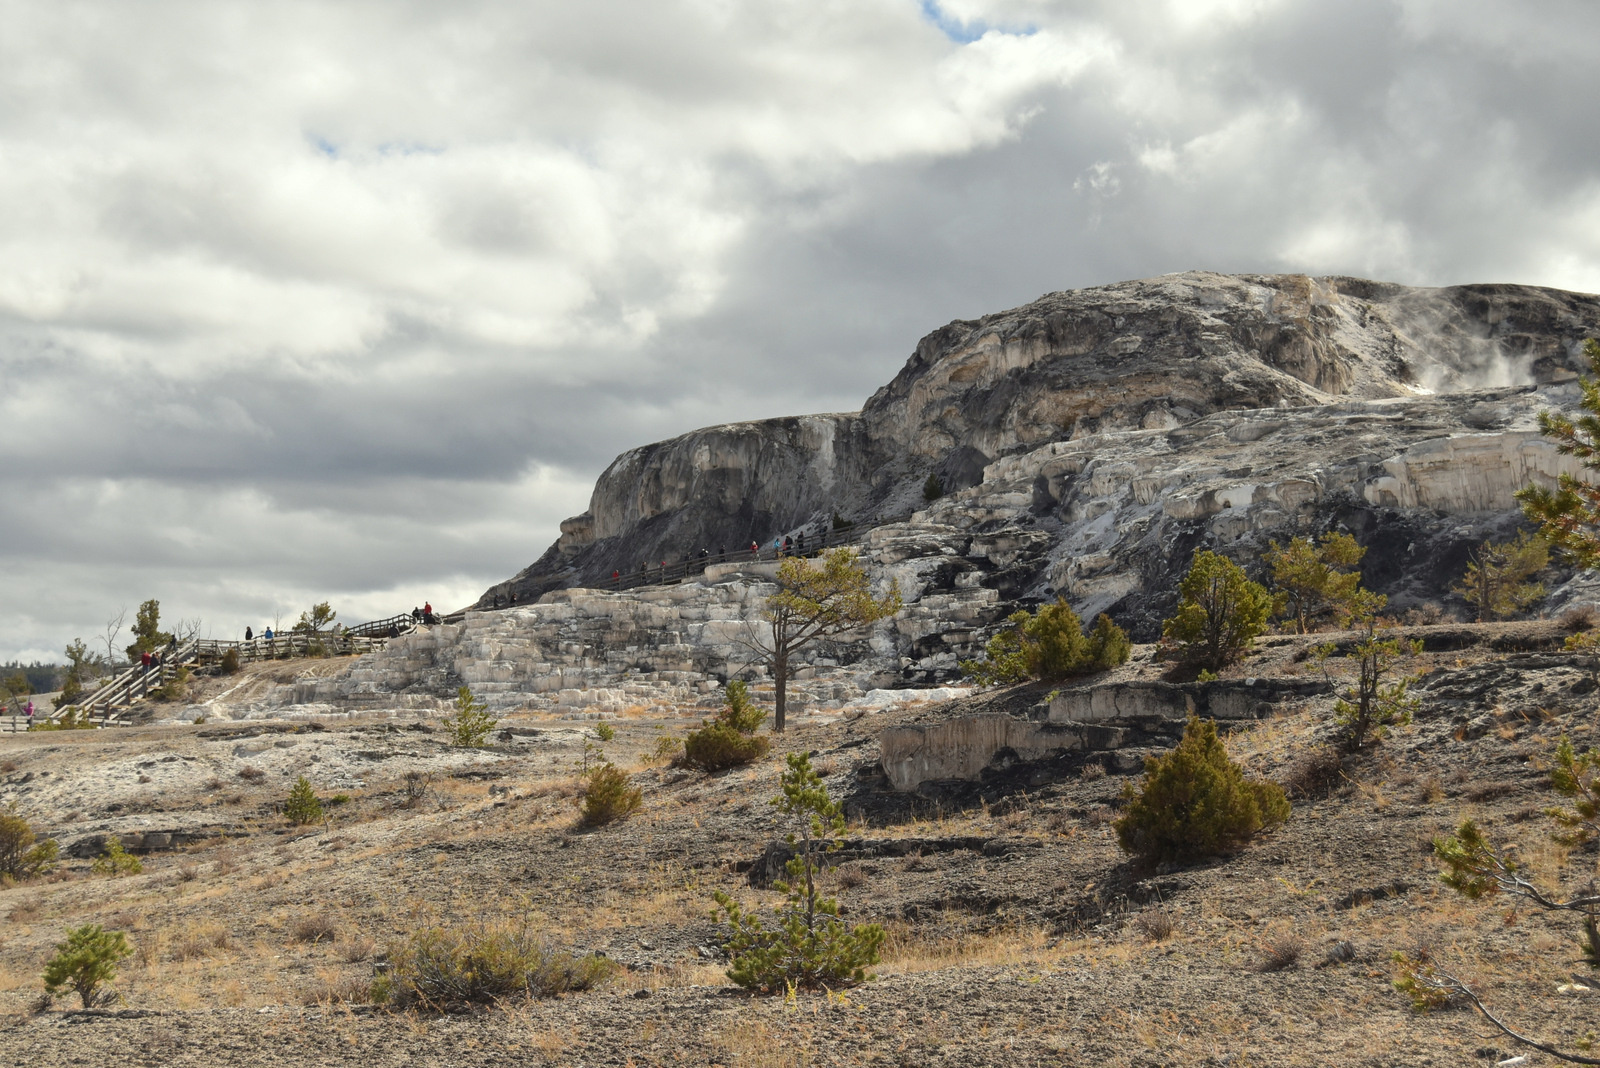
[264,626,274,640]
[24,700,34,722]
[140,650,152,673]
[411,606,422,623]
[750,540,759,558]
[797,532,806,555]
[774,536,783,556]
[245,626,253,642]
[612,569,620,587]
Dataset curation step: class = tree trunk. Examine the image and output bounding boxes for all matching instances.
[774,646,788,732]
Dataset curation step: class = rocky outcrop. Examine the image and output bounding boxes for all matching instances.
[488,272,1600,613]
[880,675,1333,792]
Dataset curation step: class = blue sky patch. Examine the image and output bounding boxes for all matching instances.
[919,1,1033,43]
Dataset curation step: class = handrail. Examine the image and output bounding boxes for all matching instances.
[44,615,419,726]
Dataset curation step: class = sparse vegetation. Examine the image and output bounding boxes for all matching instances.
[283,776,324,825]
[713,752,885,991]
[91,836,143,876]
[578,762,642,827]
[374,921,617,1010]
[922,473,944,501]
[960,599,1130,686]
[1161,550,1273,671]
[1405,735,1600,1062]
[442,685,498,748]
[42,924,133,1008]
[0,804,59,883]
[219,646,241,674]
[683,680,771,772]
[1115,714,1289,865]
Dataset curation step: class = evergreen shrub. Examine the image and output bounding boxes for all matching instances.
[1115,714,1289,865]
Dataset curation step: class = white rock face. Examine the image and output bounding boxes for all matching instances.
[491,272,1600,615]
[280,577,981,716]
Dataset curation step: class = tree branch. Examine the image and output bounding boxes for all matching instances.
[1428,971,1600,1065]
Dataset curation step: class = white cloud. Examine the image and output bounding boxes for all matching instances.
[4,0,1600,661]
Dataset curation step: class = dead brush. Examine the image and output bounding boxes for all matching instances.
[1416,776,1445,804]
[236,766,265,783]
[833,862,869,890]
[1079,761,1107,782]
[340,934,377,963]
[400,771,431,809]
[176,863,199,883]
[1256,932,1305,972]
[302,971,372,1006]
[7,899,42,923]
[171,923,231,961]
[1561,603,1600,631]
[1277,745,1344,800]
[1132,909,1176,943]
[290,913,340,945]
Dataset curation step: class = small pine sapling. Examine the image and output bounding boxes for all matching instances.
[0,804,59,882]
[712,752,885,991]
[42,924,133,1008]
[1264,532,1365,633]
[1314,588,1421,752]
[90,835,143,876]
[578,762,642,827]
[960,600,1130,685]
[683,680,771,771]
[1451,532,1549,622]
[283,776,324,826]
[442,686,498,748]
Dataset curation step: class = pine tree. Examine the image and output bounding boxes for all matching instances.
[1115,714,1289,865]
[1451,532,1549,621]
[1265,532,1365,633]
[1161,551,1273,671]
[713,753,884,991]
[283,776,323,825]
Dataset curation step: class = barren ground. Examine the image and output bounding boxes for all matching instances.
[3,625,1599,1066]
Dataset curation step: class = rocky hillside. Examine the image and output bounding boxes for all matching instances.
[484,273,1600,637]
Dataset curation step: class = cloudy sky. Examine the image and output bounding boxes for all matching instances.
[4,0,1599,664]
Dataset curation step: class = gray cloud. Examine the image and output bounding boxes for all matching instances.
[4,0,1600,662]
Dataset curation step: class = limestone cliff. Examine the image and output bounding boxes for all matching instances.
[483,271,1600,644]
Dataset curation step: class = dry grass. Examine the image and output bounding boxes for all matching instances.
[1255,932,1305,972]
[171,922,232,961]
[290,913,340,945]
[879,923,1068,974]
[1132,909,1176,943]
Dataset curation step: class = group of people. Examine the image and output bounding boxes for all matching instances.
[608,527,829,588]
[411,602,437,626]
[243,625,274,642]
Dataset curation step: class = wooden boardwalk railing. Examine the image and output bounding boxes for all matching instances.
[36,613,420,728]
